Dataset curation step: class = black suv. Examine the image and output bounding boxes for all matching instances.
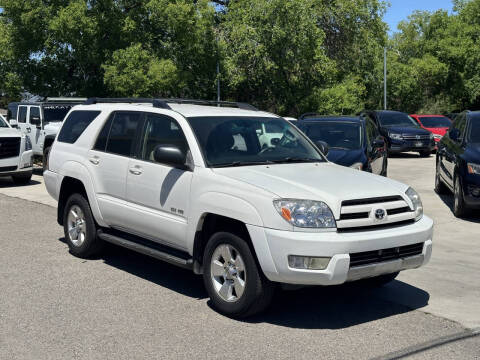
[297,114,388,176]
[435,111,480,217]
[361,110,435,157]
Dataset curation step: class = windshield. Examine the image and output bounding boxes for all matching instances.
[187,116,325,167]
[418,116,451,128]
[42,104,76,122]
[378,112,419,128]
[300,121,362,150]
[469,120,480,143]
[0,116,9,128]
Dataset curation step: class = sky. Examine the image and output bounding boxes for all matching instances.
[384,0,454,34]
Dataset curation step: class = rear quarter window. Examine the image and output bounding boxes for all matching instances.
[57,111,101,144]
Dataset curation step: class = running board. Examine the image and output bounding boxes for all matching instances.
[97,229,193,270]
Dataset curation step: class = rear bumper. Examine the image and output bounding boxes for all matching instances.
[247,215,433,285]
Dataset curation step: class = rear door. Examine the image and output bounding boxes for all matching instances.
[124,112,193,250]
[87,111,143,227]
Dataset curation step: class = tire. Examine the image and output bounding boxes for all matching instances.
[12,171,32,185]
[203,232,275,318]
[453,175,468,218]
[419,150,431,157]
[63,193,103,258]
[434,161,448,195]
[42,146,51,173]
[360,272,399,288]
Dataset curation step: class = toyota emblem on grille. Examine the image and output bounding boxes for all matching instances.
[375,209,386,220]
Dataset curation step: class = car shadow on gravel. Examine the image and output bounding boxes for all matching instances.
[437,193,480,222]
[388,152,431,159]
[0,179,41,188]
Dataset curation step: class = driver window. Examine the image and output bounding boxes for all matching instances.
[29,107,41,125]
[140,113,189,163]
[451,114,466,141]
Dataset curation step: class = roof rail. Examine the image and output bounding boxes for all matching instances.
[299,112,325,120]
[46,97,87,103]
[84,97,258,111]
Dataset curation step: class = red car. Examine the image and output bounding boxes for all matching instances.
[410,114,452,148]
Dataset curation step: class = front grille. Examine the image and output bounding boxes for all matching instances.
[0,166,17,172]
[340,212,370,220]
[0,137,21,159]
[337,219,415,232]
[402,134,430,140]
[387,206,412,216]
[349,242,424,268]
[341,196,403,207]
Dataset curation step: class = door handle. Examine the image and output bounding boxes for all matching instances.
[89,157,100,165]
[26,127,31,133]
[129,167,143,175]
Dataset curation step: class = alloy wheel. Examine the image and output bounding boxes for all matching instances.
[67,205,87,247]
[210,244,246,302]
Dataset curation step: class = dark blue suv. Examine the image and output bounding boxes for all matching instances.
[297,114,388,176]
[362,110,435,157]
[435,111,480,217]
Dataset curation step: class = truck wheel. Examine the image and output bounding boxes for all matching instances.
[203,232,275,318]
[361,272,399,288]
[453,176,468,218]
[42,146,51,173]
[63,193,103,258]
[12,171,32,185]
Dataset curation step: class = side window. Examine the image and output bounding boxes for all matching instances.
[18,106,27,123]
[451,114,467,141]
[57,111,101,144]
[365,120,375,145]
[93,115,114,151]
[139,113,188,162]
[7,105,18,122]
[264,122,284,134]
[105,112,142,157]
[29,107,41,125]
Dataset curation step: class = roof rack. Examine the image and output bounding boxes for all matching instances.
[46,97,87,103]
[84,97,258,111]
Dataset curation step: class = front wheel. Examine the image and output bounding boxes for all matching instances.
[434,161,448,195]
[63,193,103,258]
[12,171,32,185]
[453,176,468,218]
[203,232,275,318]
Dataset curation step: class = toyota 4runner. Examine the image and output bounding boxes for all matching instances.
[44,98,433,317]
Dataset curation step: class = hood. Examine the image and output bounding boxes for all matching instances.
[385,126,431,136]
[213,163,409,216]
[0,128,22,138]
[327,148,365,167]
[424,127,449,136]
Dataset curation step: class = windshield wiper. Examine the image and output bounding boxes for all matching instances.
[270,157,321,164]
[212,161,275,168]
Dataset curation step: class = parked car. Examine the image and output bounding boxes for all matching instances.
[7,97,86,170]
[435,111,480,217]
[361,110,435,157]
[0,113,33,184]
[44,98,433,318]
[297,114,388,176]
[410,114,452,149]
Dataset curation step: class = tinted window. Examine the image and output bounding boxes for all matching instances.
[94,116,114,151]
[43,104,75,122]
[29,107,40,124]
[418,116,451,128]
[18,106,27,123]
[187,116,324,167]
[139,114,188,162]
[468,117,480,143]
[7,104,18,121]
[378,112,418,127]
[365,120,377,145]
[0,116,8,128]
[453,114,467,140]
[57,111,101,144]
[105,112,142,157]
[302,121,363,150]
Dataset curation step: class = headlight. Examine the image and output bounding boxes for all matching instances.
[433,134,442,140]
[350,162,363,170]
[389,132,402,140]
[406,187,423,221]
[467,163,480,175]
[273,199,336,228]
[24,135,32,151]
[429,132,434,140]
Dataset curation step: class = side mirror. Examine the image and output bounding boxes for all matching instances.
[271,138,280,146]
[372,139,385,148]
[449,128,459,142]
[30,116,41,127]
[9,119,18,127]
[153,144,188,170]
[315,140,329,156]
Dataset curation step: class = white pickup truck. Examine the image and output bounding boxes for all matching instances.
[44,98,433,317]
[0,114,33,184]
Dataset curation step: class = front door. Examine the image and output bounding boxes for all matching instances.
[366,119,384,174]
[125,112,193,250]
[16,105,29,138]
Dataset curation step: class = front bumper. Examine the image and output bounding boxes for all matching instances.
[0,150,33,177]
[247,215,433,285]
[388,139,435,153]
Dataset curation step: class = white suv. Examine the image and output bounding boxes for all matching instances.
[0,114,33,184]
[44,98,433,317]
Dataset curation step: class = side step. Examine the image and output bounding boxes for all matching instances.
[97,229,193,270]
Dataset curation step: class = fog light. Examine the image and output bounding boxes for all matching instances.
[288,255,331,270]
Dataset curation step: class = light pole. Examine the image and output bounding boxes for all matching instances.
[384,46,387,110]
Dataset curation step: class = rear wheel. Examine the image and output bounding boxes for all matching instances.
[419,150,431,157]
[203,232,275,318]
[63,193,103,258]
[453,175,468,218]
[12,171,32,185]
